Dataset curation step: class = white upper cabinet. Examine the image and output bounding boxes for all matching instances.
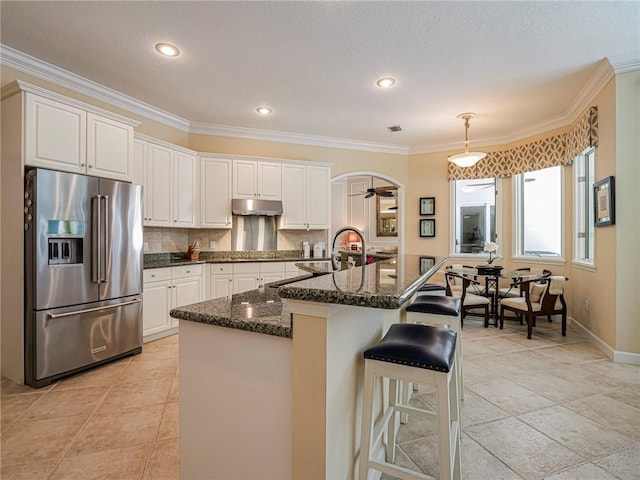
[233,159,281,200]
[23,91,135,181]
[133,136,199,228]
[281,163,331,230]
[200,156,232,228]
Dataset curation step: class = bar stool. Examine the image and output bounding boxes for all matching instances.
[406,295,463,400]
[359,323,461,480]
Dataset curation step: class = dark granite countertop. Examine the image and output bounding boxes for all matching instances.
[170,254,446,338]
[144,251,330,269]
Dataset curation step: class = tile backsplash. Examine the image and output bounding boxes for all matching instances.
[144,227,328,254]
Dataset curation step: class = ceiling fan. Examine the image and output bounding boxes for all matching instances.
[349,176,396,198]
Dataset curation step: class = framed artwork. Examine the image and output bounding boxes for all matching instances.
[419,218,435,237]
[419,197,435,216]
[594,176,615,227]
[419,256,435,274]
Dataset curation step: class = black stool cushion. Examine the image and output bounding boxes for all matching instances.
[406,295,461,317]
[364,323,457,373]
[418,283,446,293]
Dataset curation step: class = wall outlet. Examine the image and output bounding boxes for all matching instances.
[143,242,149,252]
[210,240,216,250]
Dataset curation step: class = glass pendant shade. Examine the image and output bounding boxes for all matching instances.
[448,113,486,168]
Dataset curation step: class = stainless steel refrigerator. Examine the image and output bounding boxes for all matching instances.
[24,168,143,388]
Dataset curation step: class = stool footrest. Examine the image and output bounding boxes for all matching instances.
[395,403,436,417]
[368,460,432,480]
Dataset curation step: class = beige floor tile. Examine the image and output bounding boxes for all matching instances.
[499,370,601,403]
[393,396,437,444]
[459,389,510,428]
[518,405,633,459]
[603,386,640,409]
[1,414,89,466]
[564,394,640,441]
[143,438,180,480]
[470,335,529,355]
[398,434,440,478]
[97,376,172,413]
[536,342,608,364]
[54,359,128,391]
[157,401,179,440]
[68,404,164,456]
[118,357,178,384]
[465,417,585,480]
[380,446,421,479]
[0,461,58,480]
[20,386,107,422]
[543,462,619,480]
[581,360,640,386]
[460,433,523,480]
[460,362,497,386]
[468,377,554,416]
[1,377,55,396]
[49,444,150,480]
[167,376,179,402]
[593,444,640,480]
[0,393,44,432]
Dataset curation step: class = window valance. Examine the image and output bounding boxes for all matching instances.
[448,106,598,180]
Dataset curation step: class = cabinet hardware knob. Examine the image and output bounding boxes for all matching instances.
[88,165,93,168]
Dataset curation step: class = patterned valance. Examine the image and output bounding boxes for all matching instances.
[448,106,598,180]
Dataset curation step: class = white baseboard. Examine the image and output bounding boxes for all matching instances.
[569,317,640,365]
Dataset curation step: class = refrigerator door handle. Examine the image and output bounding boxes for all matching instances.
[92,195,101,283]
[47,298,141,319]
[100,195,110,283]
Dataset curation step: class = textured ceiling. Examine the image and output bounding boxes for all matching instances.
[1,1,638,152]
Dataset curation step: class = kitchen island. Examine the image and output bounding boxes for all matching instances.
[171,254,446,479]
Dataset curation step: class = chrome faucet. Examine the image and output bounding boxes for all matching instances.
[331,226,366,271]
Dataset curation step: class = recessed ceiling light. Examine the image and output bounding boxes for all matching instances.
[256,106,272,115]
[376,77,396,88]
[155,43,180,57]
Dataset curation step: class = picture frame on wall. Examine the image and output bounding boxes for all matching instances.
[419,218,435,237]
[594,176,615,227]
[419,256,435,274]
[419,197,435,216]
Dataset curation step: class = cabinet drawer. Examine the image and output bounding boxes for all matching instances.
[144,267,172,283]
[260,262,286,273]
[209,263,233,275]
[172,264,203,279]
[233,262,260,274]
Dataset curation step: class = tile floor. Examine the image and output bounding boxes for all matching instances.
[1,318,639,480]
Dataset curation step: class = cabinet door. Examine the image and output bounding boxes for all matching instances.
[281,164,307,229]
[86,113,132,181]
[210,274,233,300]
[261,272,285,286]
[257,161,282,200]
[143,280,172,337]
[147,143,173,226]
[233,273,260,294]
[173,151,198,227]
[233,160,258,198]
[131,139,149,222]
[24,93,86,173]
[172,276,203,327]
[201,157,232,228]
[307,165,331,229]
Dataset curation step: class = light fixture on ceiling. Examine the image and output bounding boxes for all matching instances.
[448,113,486,168]
[376,77,396,88]
[155,43,180,57]
[256,106,272,115]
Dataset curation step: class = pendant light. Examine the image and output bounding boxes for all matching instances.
[448,113,486,168]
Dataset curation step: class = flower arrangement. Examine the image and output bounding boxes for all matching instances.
[483,241,499,264]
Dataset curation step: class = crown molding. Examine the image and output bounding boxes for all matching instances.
[189,122,409,155]
[0,44,190,131]
[409,57,622,155]
[608,51,640,73]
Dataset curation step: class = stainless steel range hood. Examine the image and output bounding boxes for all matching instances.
[232,198,283,216]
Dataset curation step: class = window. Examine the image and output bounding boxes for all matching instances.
[452,178,499,255]
[574,148,595,265]
[514,166,563,259]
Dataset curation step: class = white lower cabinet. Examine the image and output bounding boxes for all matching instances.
[209,263,233,300]
[143,265,203,341]
[232,262,286,294]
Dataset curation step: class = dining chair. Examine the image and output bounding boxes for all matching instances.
[497,268,551,299]
[445,271,490,328]
[446,264,484,296]
[499,275,568,339]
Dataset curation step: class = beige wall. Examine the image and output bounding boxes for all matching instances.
[614,71,640,355]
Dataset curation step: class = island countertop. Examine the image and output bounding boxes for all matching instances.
[170,254,446,338]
